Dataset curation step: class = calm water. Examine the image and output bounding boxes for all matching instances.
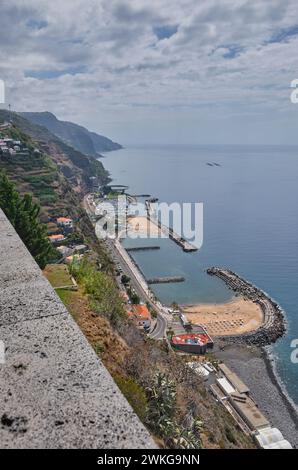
[102,144,298,404]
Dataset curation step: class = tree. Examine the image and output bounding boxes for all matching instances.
[0,171,53,269]
[121,274,130,285]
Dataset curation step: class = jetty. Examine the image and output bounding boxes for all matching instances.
[147,276,185,284]
[126,246,160,252]
[145,201,198,252]
[207,267,286,346]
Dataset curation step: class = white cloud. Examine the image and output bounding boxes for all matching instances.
[0,0,298,144]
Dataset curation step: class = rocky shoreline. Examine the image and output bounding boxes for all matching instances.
[207,267,286,346]
[215,342,298,448]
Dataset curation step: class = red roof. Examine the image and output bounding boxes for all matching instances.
[132,304,151,320]
[57,217,72,223]
[171,333,210,346]
[48,234,65,240]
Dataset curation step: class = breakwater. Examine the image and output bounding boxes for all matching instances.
[207,267,286,346]
[147,276,185,284]
[126,246,160,252]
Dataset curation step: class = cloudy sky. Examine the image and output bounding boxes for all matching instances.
[1,0,298,145]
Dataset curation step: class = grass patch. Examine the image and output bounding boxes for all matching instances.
[114,375,148,422]
[70,257,125,325]
[44,264,75,288]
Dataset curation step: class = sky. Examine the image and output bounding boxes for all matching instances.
[0,0,298,145]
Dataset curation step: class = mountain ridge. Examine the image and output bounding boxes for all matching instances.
[0,109,110,197]
[20,111,122,156]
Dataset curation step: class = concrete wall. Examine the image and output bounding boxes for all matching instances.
[0,208,156,449]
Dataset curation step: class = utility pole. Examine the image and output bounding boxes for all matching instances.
[8,103,12,122]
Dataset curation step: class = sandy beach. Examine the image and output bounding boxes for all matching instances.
[127,215,163,238]
[182,297,264,336]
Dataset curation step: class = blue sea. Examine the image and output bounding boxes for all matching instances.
[102,144,298,405]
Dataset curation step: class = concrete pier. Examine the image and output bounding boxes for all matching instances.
[146,201,198,252]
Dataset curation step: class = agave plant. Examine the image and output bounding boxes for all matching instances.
[146,372,202,449]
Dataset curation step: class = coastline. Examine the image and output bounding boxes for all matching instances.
[207,267,286,345]
[182,296,264,336]
[100,150,298,448]
[215,341,298,447]
[122,237,296,443]
[263,344,298,421]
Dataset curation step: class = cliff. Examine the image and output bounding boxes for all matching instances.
[20,111,122,156]
[0,110,110,198]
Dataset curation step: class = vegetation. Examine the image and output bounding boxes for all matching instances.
[0,170,56,269]
[126,285,140,304]
[121,274,130,285]
[146,372,201,449]
[64,258,254,450]
[43,264,75,289]
[70,257,126,325]
[115,376,148,422]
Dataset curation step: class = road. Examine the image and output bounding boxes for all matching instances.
[105,238,168,340]
[83,194,168,340]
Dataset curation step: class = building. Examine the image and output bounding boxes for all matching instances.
[228,392,269,431]
[210,362,294,447]
[128,304,151,329]
[255,427,292,449]
[218,363,250,394]
[0,143,9,154]
[0,122,12,130]
[56,245,72,257]
[187,362,210,380]
[48,234,66,244]
[57,217,73,229]
[73,244,88,254]
[171,331,213,354]
[216,377,236,396]
[65,254,84,265]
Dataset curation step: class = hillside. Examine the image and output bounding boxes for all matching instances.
[0,110,110,197]
[0,114,113,271]
[20,111,122,156]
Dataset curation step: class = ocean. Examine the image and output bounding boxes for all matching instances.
[101,144,298,406]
